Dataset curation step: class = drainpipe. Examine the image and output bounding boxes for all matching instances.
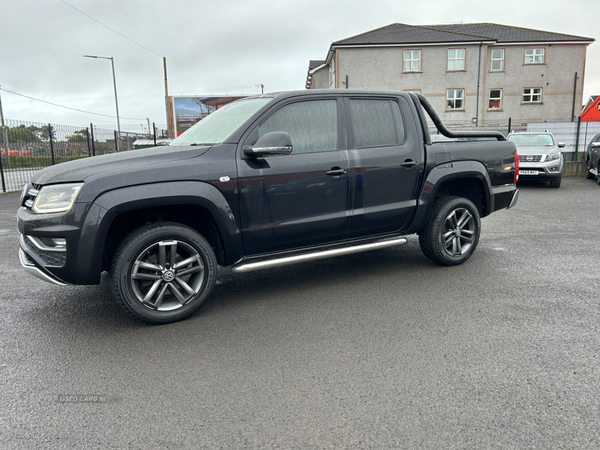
[475,42,482,127]
[571,72,578,122]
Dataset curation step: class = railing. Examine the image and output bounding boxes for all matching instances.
[0,120,168,192]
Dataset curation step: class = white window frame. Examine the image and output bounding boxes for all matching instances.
[488,89,503,110]
[490,49,505,71]
[446,88,465,111]
[522,87,543,103]
[525,48,545,64]
[403,49,422,72]
[447,48,466,71]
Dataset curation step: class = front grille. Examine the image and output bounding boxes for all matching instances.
[22,183,41,210]
[519,155,542,162]
[21,235,66,268]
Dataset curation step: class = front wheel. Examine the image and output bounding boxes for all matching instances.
[110,222,217,324]
[419,196,481,266]
[549,174,562,188]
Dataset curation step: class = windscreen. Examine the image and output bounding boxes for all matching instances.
[508,134,555,147]
[169,98,271,146]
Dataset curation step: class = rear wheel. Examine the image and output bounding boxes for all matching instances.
[419,196,481,266]
[586,159,595,179]
[597,163,600,185]
[110,222,217,324]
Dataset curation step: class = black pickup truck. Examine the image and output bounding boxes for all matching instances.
[17,90,519,323]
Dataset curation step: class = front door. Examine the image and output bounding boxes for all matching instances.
[237,98,350,256]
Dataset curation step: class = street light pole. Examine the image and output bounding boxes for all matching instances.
[84,55,122,151]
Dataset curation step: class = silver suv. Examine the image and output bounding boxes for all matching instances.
[508,132,565,188]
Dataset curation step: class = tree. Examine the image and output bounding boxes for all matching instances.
[38,125,56,141]
[7,125,41,143]
[67,129,88,143]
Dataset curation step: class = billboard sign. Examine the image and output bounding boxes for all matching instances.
[170,96,247,136]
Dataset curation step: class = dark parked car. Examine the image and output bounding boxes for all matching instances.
[585,133,600,184]
[18,90,519,323]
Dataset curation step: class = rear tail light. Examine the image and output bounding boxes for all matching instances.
[514,151,519,183]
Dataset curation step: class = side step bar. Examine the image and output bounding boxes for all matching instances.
[231,237,408,273]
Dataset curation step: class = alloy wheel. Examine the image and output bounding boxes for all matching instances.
[442,207,475,257]
[130,240,205,311]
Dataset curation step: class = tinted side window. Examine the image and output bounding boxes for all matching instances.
[258,100,337,154]
[350,99,405,148]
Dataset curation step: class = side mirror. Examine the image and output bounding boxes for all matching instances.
[591,142,600,148]
[244,131,293,157]
[557,142,565,148]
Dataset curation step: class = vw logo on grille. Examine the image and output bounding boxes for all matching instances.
[526,156,533,161]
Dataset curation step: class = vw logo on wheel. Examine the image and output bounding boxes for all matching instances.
[162,270,175,282]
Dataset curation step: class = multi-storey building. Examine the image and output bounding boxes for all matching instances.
[306,23,594,126]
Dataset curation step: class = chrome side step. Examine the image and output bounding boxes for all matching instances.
[231,237,408,273]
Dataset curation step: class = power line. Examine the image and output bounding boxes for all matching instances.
[59,0,163,58]
[0,86,146,121]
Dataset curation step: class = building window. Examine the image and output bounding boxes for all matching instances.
[491,49,504,71]
[447,49,465,71]
[488,89,503,110]
[403,50,421,72]
[525,48,545,64]
[522,88,543,103]
[446,89,464,110]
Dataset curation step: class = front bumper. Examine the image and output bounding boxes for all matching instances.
[19,247,67,285]
[518,162,562,181]
[17,201,102,285]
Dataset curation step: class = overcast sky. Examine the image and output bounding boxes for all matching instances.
[1,0,598,133]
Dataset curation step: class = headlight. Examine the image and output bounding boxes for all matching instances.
[19,183,30,205]
[32,183,83,214]
[545,153,560,162]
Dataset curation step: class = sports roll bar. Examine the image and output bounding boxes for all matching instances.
[409,93,507,142]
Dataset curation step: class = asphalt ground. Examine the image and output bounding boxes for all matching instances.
[1,177,599,449]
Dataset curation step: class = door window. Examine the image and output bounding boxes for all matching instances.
[258,100,338,154]
[349,99,405,148]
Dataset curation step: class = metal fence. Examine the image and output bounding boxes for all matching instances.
[0,119,169,193]
[429,116,597,161]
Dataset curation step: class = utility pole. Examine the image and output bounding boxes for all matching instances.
[164,57,172,138]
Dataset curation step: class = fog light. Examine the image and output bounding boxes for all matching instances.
[51,238,67,249]
[37,237,67,249]
[548,166,559,172]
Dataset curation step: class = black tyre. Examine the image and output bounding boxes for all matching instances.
[597,163,600,185]
[586,159,595,179]
[419,196,481,266]
[110,222,217,324]
[550,174,562,188]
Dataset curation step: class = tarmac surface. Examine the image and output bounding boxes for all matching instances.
[1,177,599,449]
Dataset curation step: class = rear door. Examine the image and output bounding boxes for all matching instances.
[345,95,422,238]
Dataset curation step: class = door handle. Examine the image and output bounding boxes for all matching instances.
[401,160,418,169]
[327,168,347,176]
